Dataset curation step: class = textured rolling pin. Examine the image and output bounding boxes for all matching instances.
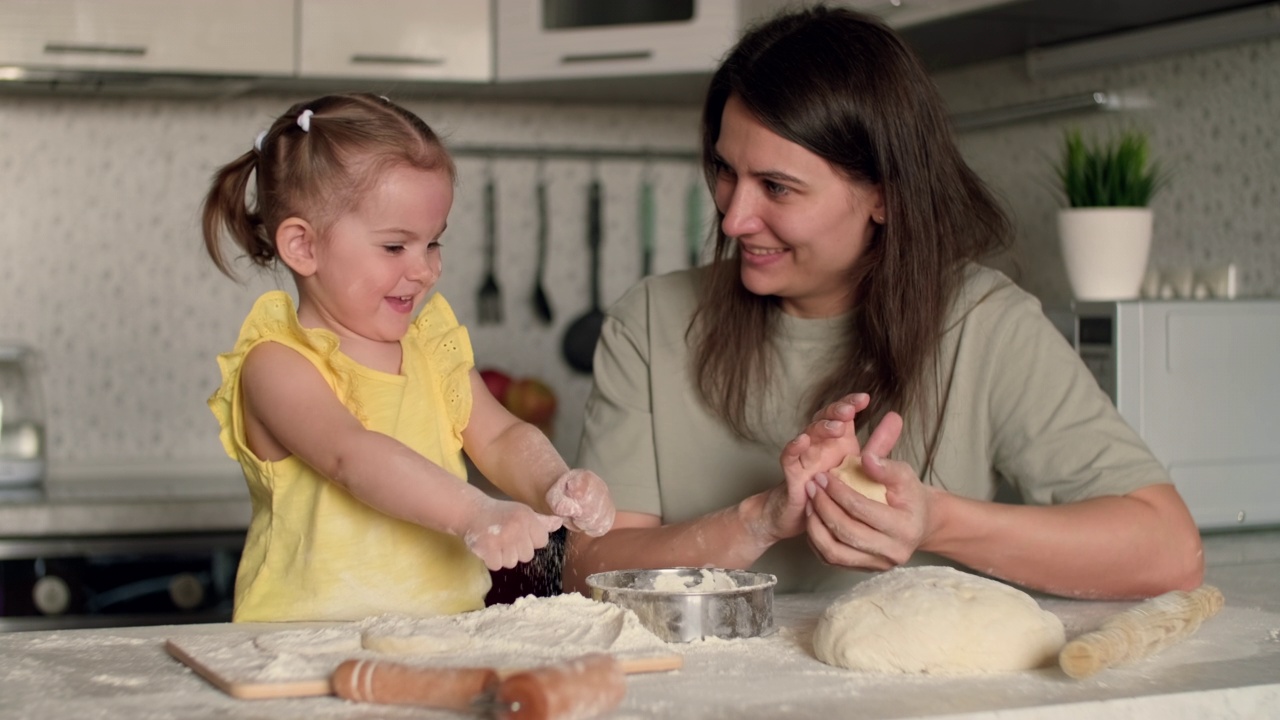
[332,652,682,719]
[1058,585,1224,679]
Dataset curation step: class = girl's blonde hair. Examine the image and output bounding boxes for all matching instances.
[202,93,455,278]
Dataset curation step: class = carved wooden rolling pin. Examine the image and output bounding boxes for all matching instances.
[332,652,682,719]
[1058,585,1224,679]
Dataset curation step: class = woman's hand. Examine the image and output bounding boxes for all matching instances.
[763,393,870,543]
[806,410,935,570]
[460,498,564,571]
[545,469,617,537]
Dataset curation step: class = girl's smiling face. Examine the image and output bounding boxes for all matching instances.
[712,94,884,318]
[300,164,453,346]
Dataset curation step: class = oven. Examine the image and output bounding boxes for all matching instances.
[0,531,242,632]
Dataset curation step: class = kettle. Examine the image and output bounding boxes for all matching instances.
[0,344,46,487]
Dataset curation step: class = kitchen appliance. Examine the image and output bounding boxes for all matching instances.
[1067,299,1280,530]
[0,344,45,488]
[0,531,242,631]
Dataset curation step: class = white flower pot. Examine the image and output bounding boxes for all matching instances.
[1058,207,1154,301]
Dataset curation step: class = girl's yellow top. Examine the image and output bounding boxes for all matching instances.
[209,291,491,622]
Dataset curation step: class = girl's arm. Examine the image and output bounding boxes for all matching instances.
[461,370,615,536]
[241,342,560,570]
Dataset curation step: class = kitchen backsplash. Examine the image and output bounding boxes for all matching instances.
[0,93,705,473]
[940,38,1280,305]
[0,34,1276,476]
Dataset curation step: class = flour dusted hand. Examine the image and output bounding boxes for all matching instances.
[462,498,563,571]
[545,469,616,536]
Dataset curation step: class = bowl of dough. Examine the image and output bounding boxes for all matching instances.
[586,567,777,643]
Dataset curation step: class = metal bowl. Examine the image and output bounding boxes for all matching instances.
[586,567,777,643]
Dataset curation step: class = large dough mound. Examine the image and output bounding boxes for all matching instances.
[813,566,1064,674]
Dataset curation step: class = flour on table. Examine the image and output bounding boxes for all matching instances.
[167,595,671,687]
[259,652,328,679]
[253,627,363,655]
[359,613,472,655]
[652,568,740,593]
[354,595,668,665]
[813,566,1065,675]
[454,593,668,662]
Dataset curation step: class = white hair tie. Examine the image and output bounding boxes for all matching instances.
[297,109,313,133]
[253,130,268,152]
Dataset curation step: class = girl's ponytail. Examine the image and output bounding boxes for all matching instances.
[201,149,273,280]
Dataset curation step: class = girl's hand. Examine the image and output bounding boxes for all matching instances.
[806,412,934,570]
[461,498,564,571]
[545,469,616,537]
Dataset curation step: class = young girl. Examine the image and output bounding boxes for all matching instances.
[202,94,615,622]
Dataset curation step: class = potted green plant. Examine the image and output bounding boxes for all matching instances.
[1054,128,1166,301]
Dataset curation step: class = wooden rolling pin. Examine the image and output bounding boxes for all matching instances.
[1058,585,1224,679]
[332,652,682,719]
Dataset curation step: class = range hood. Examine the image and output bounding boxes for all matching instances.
[888,0,1275,72]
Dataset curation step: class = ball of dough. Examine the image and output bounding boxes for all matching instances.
[831,455,887,503]
[813,566,1065,674]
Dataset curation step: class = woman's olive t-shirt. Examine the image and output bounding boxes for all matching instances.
[577,264,1170,593]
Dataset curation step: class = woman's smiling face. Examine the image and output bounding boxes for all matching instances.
[712,94,884,318]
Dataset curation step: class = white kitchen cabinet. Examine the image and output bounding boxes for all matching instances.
[0,0,294,76]
[495,0,778,82]
[298,0,492,82]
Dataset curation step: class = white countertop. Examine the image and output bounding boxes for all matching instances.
[3,531,1280,720]
[0,466,251,538]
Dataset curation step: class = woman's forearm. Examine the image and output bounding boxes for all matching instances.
[562,494,779,595]
[923,484,1204,599]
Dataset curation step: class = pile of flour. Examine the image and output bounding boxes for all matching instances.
[180,593,674,683]
[360,592,669,664]
[651,568,740,593]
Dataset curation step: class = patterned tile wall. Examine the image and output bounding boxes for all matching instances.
[0,31,1276,478]
[0,93,706,474]
[936,37,1280,308]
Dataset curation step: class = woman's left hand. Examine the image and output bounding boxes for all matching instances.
[545,469,617,537]
[805,411,935,570]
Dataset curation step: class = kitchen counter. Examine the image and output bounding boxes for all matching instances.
[3,531,1279,720]
[0,467,251,538]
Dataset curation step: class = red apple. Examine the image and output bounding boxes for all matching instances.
[504,377,557,426]
[479,367,513,404]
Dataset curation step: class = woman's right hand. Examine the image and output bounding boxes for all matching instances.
[460,498,564,571]
[805,410,931,571]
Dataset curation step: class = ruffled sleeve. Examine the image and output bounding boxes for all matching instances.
[207,291,350,459]
[406,293,474,439]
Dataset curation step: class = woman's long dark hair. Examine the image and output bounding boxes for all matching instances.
[691,5,1012,477]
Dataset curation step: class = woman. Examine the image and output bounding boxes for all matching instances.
[563,5,1202,600]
